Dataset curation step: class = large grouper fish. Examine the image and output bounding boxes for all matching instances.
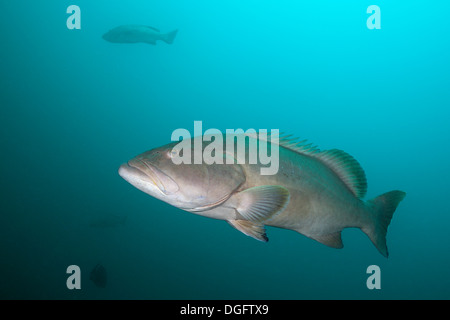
[119,133,406,257]
[102,25,178,45]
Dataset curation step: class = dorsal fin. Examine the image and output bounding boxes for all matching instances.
[245,132,367,198]
[277,134,320,155]
[248,132,320,156]
[314,149,367,198]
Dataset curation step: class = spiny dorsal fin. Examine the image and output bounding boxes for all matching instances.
[246,132,367,198]
[314,149,367,198]
[278,135,320,155]
[249,132,320,156]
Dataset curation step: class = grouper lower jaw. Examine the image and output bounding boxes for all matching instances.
[118,163,148,184]
[128,159,180,195]
[118,162,168,199]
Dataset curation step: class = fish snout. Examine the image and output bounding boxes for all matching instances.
[118,163,149,183]
[122,159,179,195]
[102,31,113,42]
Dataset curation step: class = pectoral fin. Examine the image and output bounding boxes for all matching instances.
[228,220,268,242]
[233,185,290,222]
[226,185,290,242]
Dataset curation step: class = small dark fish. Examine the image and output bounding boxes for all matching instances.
[90,264,107,288]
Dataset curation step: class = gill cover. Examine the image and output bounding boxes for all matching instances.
[179,161,246,211]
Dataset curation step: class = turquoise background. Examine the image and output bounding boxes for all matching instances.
[1,1,449,299]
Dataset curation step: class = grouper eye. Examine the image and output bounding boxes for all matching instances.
[168,147,183,159]
[168,149,177,158]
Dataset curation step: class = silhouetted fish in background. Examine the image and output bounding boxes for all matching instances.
[102,25,178,45]
[90,264,107,288]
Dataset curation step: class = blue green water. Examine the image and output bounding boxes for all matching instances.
[1,0,449,299]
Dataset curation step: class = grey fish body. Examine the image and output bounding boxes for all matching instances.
[102,25,178,45]
[119,134,405,257]
[198,144,370,242]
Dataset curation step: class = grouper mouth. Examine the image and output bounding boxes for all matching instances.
[119,159,179,195]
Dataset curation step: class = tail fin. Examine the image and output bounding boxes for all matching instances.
[162,29,178,44]
[363,190,406,258]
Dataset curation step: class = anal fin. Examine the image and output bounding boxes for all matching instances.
[228,220,268,242]
[310,232,343,249]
